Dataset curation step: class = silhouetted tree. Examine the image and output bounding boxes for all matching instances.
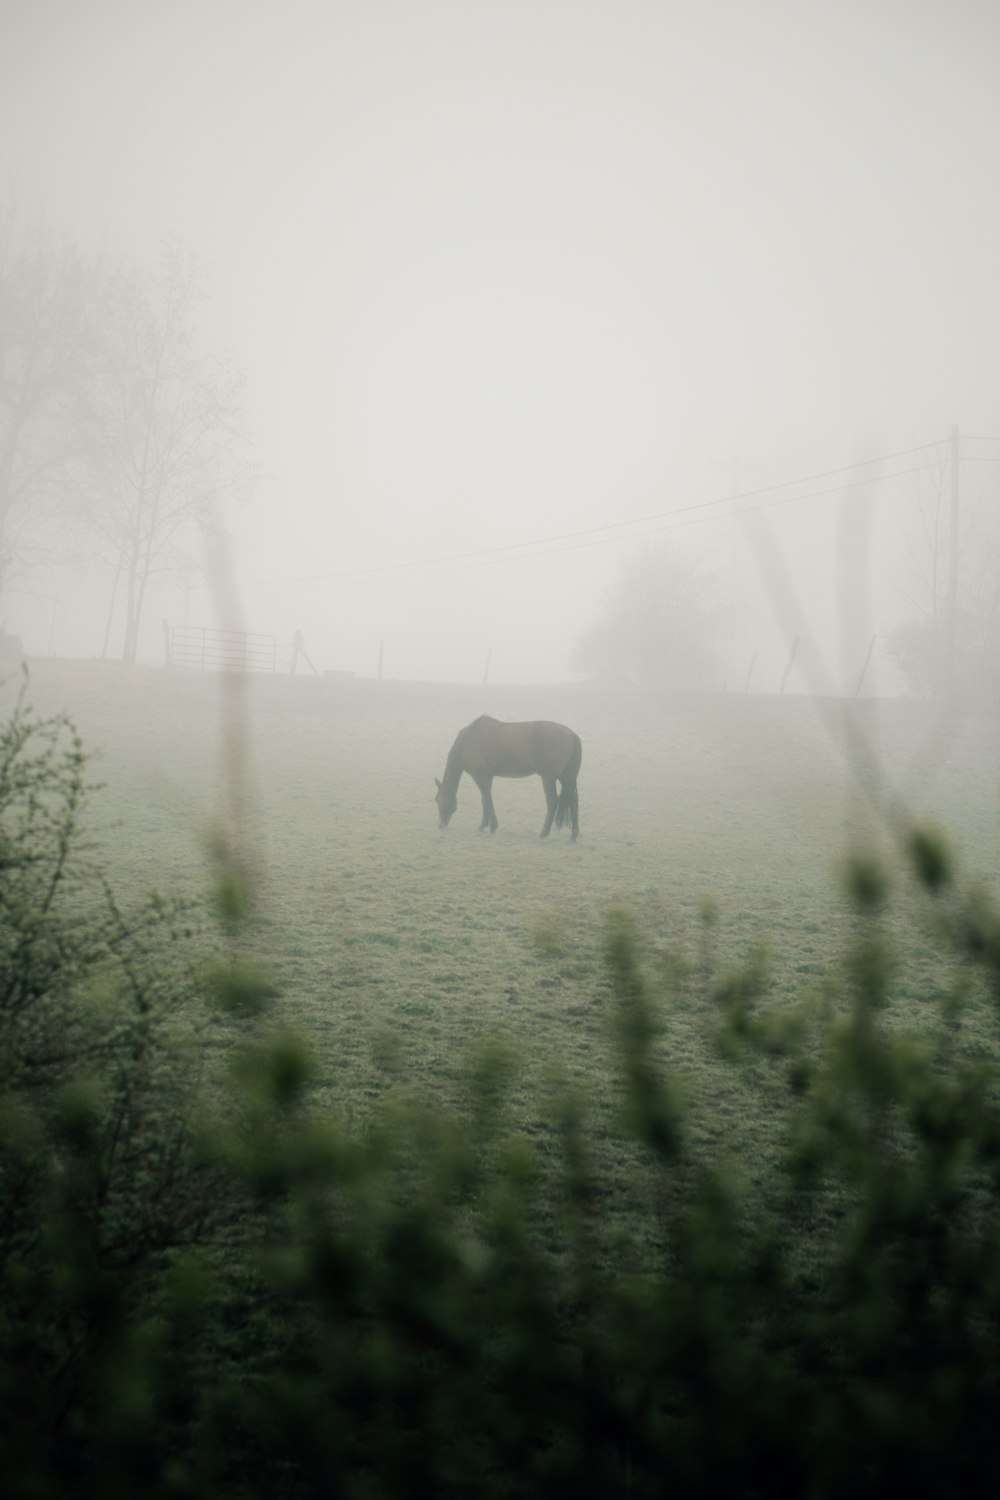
[79,245,251,663]
[0,200,108,602]
[1,209,253,662]
[571,545,729,689]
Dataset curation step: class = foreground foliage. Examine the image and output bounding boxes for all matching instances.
[2,685,1000,1497]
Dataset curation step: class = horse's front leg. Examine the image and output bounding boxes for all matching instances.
[539,774,558,838]
[474,774,497,832]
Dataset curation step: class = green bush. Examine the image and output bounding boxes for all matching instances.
[0,679,231,1495]
[3,681,1000,1497]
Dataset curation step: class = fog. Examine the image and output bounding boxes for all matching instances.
[2,0,999,689]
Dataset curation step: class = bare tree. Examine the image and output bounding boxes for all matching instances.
[80,246,251,663]
[0,200,107,603]
[571,545,730,690]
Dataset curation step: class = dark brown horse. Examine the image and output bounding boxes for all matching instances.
[435,716,582,840]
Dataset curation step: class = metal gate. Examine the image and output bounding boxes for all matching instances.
[169,626,277,673]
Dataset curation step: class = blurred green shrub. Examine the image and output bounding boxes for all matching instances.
[0,681,232,1495]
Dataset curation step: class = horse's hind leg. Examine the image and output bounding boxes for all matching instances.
[539,774,558,838]
[554,774,580,840]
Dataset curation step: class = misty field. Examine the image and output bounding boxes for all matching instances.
[8,659,1000,1495]
[10,661,999,1182]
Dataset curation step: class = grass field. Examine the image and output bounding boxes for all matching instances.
[5,666,995,1158]
[8,660,1000,1188]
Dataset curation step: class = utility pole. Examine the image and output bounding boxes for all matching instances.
[945,423,960,697]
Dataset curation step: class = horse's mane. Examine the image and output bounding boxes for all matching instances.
[443,716,494,785]
[456,715,494,747]
[443,740,464,780]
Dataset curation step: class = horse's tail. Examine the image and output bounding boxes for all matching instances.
[554,733,582,832]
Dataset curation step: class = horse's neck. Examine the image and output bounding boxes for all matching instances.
[441,744,465,792]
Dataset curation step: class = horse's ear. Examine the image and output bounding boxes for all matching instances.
[434,777,441,789]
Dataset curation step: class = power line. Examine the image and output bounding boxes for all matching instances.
[318,463,946,588]
[248,438,946,593]
[251,438,947,588]
[248,451,944,590]
[246,456,948,594]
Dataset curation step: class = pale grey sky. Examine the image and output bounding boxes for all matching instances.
[2,0,999,684]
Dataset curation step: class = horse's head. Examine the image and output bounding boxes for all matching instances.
[434,777,456,829]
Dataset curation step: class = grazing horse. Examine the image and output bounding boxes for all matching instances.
[435,715,582,840]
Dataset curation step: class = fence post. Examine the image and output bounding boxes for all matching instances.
[854,634,877,698]
[779,636,800,695]
[945,423,960,698]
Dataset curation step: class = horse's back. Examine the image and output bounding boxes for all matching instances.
[460,717,579,777]
[528,720,579,769]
